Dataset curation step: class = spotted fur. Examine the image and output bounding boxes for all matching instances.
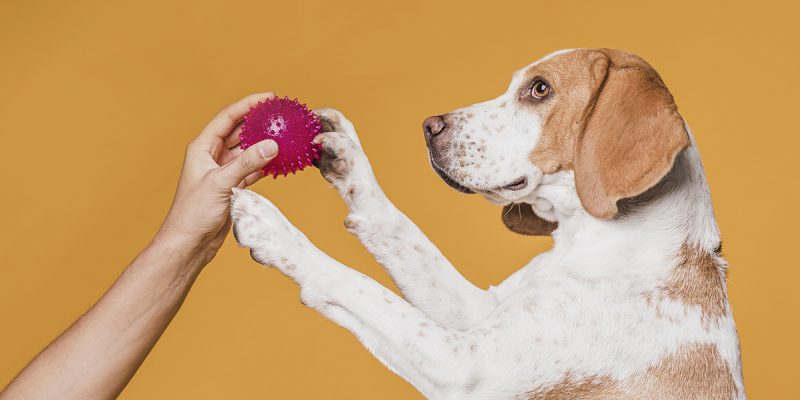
[231,50,744,399]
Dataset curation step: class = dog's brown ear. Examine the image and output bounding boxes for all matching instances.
[501,203,558,235]
[574,50,690,219]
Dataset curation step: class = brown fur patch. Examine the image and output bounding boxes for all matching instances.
[661,243,728,321]
[505,49,690,234]
[501,203,558,235]
[526,374,619,399]
[634,343,737,399]
[522,49,689,219]
[526,50,609,174]
[573,51,689,219]
[524,344,736,399]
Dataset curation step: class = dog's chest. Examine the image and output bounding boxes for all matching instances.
[487,271,727,381]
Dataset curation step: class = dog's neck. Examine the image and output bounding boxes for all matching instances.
[523,135,720,280]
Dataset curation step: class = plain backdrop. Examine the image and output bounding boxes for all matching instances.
[1,0,798,398]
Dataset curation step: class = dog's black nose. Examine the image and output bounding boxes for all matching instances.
[423,115,446,143]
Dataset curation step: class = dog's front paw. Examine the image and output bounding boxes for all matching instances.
[312,109,376,198]
[230,188,311,273]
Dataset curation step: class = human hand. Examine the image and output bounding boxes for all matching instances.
[155,92,279,269]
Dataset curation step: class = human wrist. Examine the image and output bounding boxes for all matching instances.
[148,228,215,276]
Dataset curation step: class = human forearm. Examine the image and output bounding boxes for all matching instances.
[1,236,204,400]
[1,93,277,400]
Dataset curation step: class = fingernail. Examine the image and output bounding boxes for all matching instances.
[258,140,278,159]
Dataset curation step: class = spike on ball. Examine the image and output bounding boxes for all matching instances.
[239,96,322,178]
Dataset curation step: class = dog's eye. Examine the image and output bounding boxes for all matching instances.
[530,80,550,99]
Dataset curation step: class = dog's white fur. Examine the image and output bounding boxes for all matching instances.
[230,49,744,399]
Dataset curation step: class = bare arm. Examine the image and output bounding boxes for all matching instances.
[0,93,279,400]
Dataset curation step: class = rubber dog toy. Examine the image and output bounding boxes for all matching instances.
[239,96,322,178]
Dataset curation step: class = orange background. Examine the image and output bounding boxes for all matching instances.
[1,0,797,398]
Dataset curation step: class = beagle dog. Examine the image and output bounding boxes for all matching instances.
[230,48,745,399]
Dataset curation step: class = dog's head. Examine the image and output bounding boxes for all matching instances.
[423,48,689,235]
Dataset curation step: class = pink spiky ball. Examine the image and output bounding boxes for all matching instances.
[239,96,322,178]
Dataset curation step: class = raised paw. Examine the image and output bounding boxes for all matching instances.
[313,131,365,181]
[230,188,311,271]
[311,109,376,194]
[314,108,362,149]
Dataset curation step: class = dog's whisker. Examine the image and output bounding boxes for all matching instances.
[503,203,517,217]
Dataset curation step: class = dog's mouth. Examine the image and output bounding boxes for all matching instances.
[429,160,529,195]
[498,177,528,191]
[430,159,475,194]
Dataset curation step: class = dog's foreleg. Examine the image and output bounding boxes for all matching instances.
[312,109,499,330]
[231,188,486,399]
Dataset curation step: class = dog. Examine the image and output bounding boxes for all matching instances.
[230,48,745,399]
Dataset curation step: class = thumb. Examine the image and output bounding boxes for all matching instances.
[217,140,278,186]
